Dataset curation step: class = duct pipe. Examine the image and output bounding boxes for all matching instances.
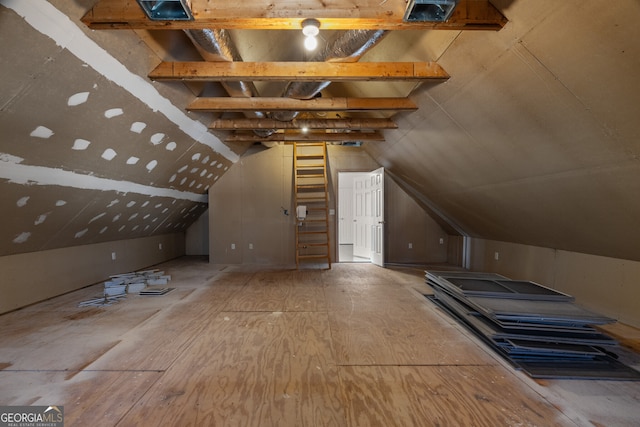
[271,30,388,122]
[185,29,273,137]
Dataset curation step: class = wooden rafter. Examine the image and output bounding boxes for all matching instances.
[81,0,507,31]
[188,97,418,112]
[149,62,448,82]
[226,131,385,143]
[210,118,397,130]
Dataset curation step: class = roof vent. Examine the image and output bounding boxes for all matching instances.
[403,0,458,22]
[136,0,194,21]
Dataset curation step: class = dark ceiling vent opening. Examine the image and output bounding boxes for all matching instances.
[403,0,458,22]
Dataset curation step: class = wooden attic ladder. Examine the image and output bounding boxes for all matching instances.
[293,142,331,269]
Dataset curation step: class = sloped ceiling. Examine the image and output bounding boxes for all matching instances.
[367,0,640,261]
[1,0,639,262]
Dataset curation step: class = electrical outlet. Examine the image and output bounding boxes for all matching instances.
[439,238,444,245]
[408,243,413,249]
[158,243,163,250]
[111,252,116,261]
[249,243,253,250]
[231,243,236,250]
[494,251,500,261]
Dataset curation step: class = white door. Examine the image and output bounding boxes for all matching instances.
[338,173,354,245]
[369,167,385,267]
[353,174,370,259]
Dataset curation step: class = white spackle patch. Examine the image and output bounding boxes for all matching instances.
[89,212,106,223]
[214,176,219,181]
[1,153,25,163]
[190,168,199,174]
[99,226,108,234]
[144,225,150,231]
[5,1,238,163]
[129,213,138,221]
[105,108,123,118]
[155,203,162,208]
[180,177,187,185]
[178,165,188,173]
[55,200,66,207]
[13,232,31,244]
[207,173,213,179]
[210,160,217,167]
[162,208,169,213]
[126,201,136,208]
[146,160,158,172]
[202,155,210,164]
[101,148,117,161]
[224,167,228,171]
[74,228,88,238]
[166,142,177,151]
[197,184,203,189]
[107,199,119,208]
[143,214,150,220]
[152,217,158,222]
[217,163,223,169]
[130,122,146,133]
[72,139,91,150]
[189,180,195,188]
[118,225,126,232]
[191,153,201,161]
[132,225,139,231]
[112,213,121,222]
[141,201,149,208]
[30,126,54,139]
[67,92,89,106]
[169,174,177,183]
[34,212,50,225]
[126,156,139,165]
[17,196,30,207]
[150,133,165,145]
[204,185,210,191]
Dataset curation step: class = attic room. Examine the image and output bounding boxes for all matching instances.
[1,0,640,425]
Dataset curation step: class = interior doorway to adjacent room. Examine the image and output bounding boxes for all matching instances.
[337,168,385,266]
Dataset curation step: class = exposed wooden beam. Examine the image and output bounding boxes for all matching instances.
[150,62,448,82]
[188,97,418,112]
[81,0,507,31]
[226,131,385,143]
[210,118,397,130]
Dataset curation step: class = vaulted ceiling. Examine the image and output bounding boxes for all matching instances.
[2,0,639,262]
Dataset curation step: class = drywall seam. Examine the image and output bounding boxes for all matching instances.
[2,0,239,163]
[1,156,207,203]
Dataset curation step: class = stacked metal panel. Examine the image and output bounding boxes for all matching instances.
[426,271,640,380]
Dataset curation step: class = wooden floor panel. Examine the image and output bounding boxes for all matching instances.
[1,258,639,426]
[117,311,345,426]
[339,365,574,426]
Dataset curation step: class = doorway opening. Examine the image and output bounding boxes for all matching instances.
[337,168,384,266]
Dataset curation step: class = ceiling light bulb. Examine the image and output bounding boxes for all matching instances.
[304,35,318,51]
[301,127,309,133]
[301,18,320,37]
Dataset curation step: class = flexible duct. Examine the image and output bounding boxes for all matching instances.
[185,29,273,137]
[186,29,389,138]
[272,29,388,121]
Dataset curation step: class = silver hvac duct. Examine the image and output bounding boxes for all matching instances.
[184,29,273,137]
[271,29,388,122]
[186,29,389,139]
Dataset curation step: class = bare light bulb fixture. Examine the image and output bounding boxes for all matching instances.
[301,18,320,51]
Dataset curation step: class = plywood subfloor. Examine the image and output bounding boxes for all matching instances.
[1,257,639,426]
